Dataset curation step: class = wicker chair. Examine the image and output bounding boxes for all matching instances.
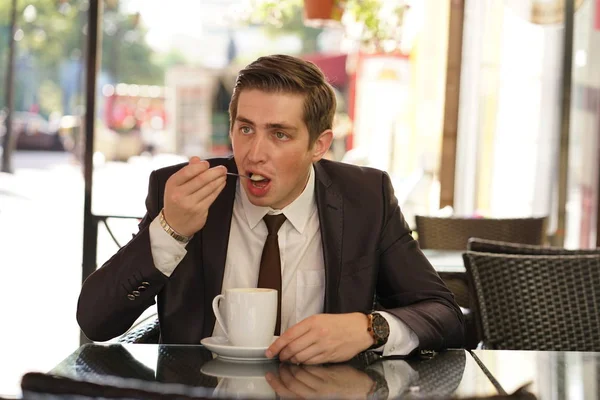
[117,317,160,344]
[468,237,600,256]
[415,216,547,251]
[415,216,547,349]
[463,251,600,351]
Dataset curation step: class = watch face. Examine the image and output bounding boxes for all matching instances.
[372,314,390,339]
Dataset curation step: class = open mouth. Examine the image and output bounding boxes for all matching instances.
[248,172,271,188]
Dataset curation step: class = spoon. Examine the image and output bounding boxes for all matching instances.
[226,172,251,179]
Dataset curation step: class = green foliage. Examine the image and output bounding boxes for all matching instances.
[239,0,323,54]
[238,0,407,53]
[0,1,92,78]
[38,78,62,113]
[154,48,188,71]
[101,9,162,84]
[345,0,407,50]
[0,0,163,116]
[244,0,304,28]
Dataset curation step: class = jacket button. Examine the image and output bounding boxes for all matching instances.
[141,281,150,287]
[132,290,140,296]
[127,294,135,300]
[137,285,147,292]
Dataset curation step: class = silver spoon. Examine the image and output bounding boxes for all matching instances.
[226,172,251,179]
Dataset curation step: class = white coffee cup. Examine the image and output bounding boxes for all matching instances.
[212,288,278,347]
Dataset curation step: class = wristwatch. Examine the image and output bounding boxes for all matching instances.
[364,366,390,400]
[159,209,193,244]
[367,312,390,349]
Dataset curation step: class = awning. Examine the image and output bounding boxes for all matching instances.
[302,53,348,88]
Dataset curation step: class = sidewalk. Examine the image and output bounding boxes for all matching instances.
[0,151,170,396]
[0,151,84,395]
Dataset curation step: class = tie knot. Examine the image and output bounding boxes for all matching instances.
[263,214,287,235]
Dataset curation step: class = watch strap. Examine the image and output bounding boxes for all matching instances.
[159,209,193,244]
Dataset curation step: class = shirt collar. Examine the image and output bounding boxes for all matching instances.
[238,164,316,234]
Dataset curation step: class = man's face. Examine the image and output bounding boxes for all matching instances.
[231,89,332,209]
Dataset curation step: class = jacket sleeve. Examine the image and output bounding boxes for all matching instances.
[76,170,170,342]
[375,172,464,350]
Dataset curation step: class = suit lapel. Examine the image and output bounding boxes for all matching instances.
[314,161,343,313]
[201,157,237,337]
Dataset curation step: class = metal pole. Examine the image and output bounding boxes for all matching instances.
[597,122,600,247]
[439,0,465,209]
[553,0,575,246]
[81,0,102,345]
[1,0,18,174]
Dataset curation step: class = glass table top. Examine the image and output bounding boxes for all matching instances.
[471,350,600,400]
[17,344,500,399]
[12,344,597,399]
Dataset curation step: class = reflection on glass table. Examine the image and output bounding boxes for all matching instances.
[18,344,505,399]
[471,350,599,400]
[201,358,279,398]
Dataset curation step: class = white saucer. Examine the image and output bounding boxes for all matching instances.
[201,358,279,378]
[200,336,278,362]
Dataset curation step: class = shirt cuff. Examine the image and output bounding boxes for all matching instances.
[149,216,188,277]
[376,311,420,356]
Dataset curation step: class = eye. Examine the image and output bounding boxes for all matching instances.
[274,132,289,141]
[240,126,253,135]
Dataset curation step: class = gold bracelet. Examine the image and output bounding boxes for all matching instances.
[159,209,192,244]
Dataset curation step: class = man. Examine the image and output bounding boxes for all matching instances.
[77,54,463,364]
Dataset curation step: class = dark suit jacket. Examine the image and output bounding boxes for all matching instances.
[77,157,464,350]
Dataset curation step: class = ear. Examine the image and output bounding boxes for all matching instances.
[311,129,334,162]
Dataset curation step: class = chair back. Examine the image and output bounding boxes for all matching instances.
[415,216,547,250]
[463,251,600,351]
[468,237,600,255]
[118,318,160,344]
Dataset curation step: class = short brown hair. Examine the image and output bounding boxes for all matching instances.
[229,54,336,148]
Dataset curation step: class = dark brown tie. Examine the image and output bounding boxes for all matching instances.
[257,213,287,335]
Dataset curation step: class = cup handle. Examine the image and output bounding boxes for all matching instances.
[212,294,228,337]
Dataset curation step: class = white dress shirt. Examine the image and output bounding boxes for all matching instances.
[149,165,419,356]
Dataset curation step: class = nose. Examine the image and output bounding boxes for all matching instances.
[247,133,268,163]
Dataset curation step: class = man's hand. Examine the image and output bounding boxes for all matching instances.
[266,313,374,364]
[162,156,227,237]
[265,364,374,399]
